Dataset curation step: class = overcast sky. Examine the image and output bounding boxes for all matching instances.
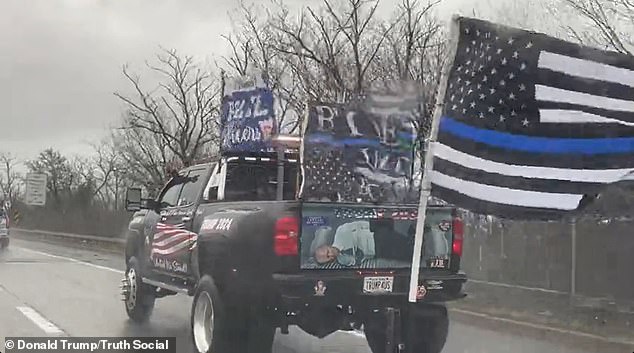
[0,0,515,165]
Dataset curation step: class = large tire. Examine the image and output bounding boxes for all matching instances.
[191,275,226,353]
[124,256,155,323]
[364,305,449,353]
[406,305,449,353]
[363,310,393,353]
[191,274,276,353]
[364,319,388,353]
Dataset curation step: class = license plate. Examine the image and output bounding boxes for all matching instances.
[363,276,394,293]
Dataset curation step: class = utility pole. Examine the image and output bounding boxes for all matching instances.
[113,168,120,211]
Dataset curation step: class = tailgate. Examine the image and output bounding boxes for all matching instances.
[299,202,455,270]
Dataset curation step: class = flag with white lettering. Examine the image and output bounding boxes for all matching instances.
[220,86,276,154]
[430,17,634,219]
[302,90,419,204]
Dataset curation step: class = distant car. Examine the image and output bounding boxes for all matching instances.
[0,208,9,249]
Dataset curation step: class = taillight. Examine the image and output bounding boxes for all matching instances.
[274,217,299,256]
[452,217,464,257]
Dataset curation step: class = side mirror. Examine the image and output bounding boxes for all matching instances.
[125,188,142,212]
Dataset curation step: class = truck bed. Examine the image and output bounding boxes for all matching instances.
[298,202,458,271]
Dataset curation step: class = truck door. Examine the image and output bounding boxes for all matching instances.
[150,167,208,277]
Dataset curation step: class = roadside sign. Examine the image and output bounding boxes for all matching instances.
[25,173,47,206]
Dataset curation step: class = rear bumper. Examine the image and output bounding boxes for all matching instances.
[272,271,467,309]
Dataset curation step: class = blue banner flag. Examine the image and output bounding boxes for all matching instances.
[220,87,276,154]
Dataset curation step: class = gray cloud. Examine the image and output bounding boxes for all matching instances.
[1,0,240,160]
[1,0,479,163]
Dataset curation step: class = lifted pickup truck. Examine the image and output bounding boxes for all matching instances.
[121,151,467,353]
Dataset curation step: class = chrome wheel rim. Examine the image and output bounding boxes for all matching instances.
[125,268,138,310]
[193,291,214,353]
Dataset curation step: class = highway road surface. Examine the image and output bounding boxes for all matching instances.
[0,237,619,353]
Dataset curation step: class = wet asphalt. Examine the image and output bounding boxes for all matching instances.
[0,236,610,353]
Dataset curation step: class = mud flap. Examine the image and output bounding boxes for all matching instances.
[385,307,403,353]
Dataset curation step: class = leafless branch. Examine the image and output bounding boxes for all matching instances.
[114,48,221,168]
[561,0,634,55]
[0,152,21,203]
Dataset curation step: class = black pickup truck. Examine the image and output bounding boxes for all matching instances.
[121,151,467,353]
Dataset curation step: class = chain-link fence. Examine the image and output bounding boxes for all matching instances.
[461,213,634,305]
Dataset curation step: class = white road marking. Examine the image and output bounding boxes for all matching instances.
[450,308,634,346]
[468,279,567,295]
[17,306,65,335]
[17,247,124,274]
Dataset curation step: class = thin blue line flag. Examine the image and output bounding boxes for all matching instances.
[430,17,634,220]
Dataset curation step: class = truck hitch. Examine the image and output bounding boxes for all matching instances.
[337,305,357,331]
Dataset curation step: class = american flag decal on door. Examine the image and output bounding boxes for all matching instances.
[151,223,198,258]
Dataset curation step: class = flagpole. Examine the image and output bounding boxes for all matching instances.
[407,14,462,304]
[570,216,577,297]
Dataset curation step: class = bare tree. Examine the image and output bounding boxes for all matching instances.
[558,0,634,55]
[267,0,388,102]
[92,140,117,207]
[377,0,442,81]
[66,156,100,208]
[374,0,446,135]
[222,0,305,134]
[226,0,446,108]
[473,0,634,55]
[25,148,74,204]
[80,138,127,209]
[0,152,21,203]
[111,124,173,196]
[114,48,223,168]
[69,156,95,188]
[470,0,553,32]
[223,0,434,141]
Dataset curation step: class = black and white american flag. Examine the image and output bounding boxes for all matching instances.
[304,149,355,201]
[430,17,634,220]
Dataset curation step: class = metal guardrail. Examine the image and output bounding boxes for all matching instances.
[10,228,125,252]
